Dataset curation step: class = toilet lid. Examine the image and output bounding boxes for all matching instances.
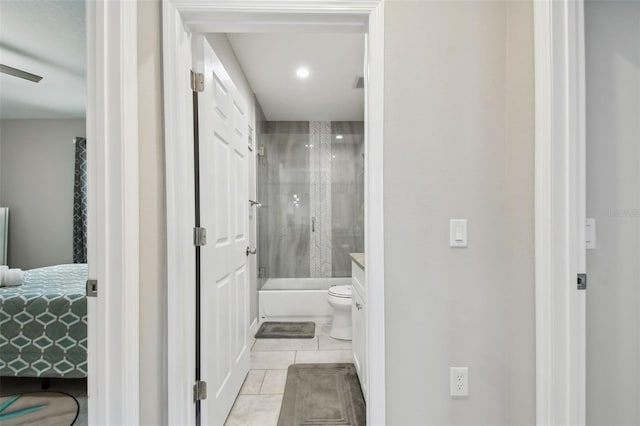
[328,285,352,298]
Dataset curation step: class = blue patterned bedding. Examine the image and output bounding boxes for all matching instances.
[0,264,87,378]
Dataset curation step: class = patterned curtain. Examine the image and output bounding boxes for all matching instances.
[73,137,87,263]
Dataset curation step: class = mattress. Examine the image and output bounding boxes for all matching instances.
[0,264,87,378]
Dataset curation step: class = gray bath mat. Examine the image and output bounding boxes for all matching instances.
[278,363,365,426]
[255,321,315,339]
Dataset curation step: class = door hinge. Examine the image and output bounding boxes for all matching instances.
[194,227,207,247]
[577,273,587,290]
[190,70,204,92]
[194,380,207,401]
[86,279,98,297]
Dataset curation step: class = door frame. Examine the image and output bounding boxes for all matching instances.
[162,1,386,424]
[86,0,140,424]
[533,0,586,424]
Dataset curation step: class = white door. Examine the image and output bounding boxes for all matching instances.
[197,37,250,426]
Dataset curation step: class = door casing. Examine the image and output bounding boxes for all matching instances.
[86,0,141,424]
[162,1,386,425]
[534,1,587,424]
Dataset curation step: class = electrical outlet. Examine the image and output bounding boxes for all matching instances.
[450,367,469,397]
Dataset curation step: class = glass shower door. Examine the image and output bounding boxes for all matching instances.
[257,123,311,279]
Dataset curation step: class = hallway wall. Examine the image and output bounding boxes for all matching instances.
[383,1,535,424]
[137,1,166,424]
[585,2,640,424]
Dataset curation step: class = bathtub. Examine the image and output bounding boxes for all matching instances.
[259,277,351,321]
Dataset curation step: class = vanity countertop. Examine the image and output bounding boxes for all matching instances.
[350,253,365,270]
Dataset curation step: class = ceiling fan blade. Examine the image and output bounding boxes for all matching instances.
[0,64,43,83]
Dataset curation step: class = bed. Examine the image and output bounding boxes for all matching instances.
[0,264,87,378]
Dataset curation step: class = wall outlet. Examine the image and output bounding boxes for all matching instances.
[450,367,469,397]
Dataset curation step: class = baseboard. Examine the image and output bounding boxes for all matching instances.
[249,317,259,336]
[259,315,332,323]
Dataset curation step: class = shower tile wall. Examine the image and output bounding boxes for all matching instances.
[309,121,333,277]
[257,121,364,279]
[331,122,365,277]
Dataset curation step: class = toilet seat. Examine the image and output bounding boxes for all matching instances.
[328,285,352,298]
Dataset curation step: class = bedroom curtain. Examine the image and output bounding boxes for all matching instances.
[73,137,87,264]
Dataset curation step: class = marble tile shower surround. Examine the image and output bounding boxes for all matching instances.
[257,121,364,280]
[309,121,333,277]
[331,122,365,276]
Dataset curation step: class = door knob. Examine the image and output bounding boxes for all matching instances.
[246,246,257,256]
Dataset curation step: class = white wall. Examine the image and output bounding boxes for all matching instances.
[383,1,535,424]
[585,2,640,425]
[0,118,85,269]
[137,1,167,424]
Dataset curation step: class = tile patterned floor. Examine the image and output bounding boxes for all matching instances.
[225,320,352,426]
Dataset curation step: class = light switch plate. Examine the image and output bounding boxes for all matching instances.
[450,219,468,248]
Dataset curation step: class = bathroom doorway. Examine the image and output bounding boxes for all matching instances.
[163,1,385,425]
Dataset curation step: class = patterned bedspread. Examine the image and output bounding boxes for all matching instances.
[0,264,87,378]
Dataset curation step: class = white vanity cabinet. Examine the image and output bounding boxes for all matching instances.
[351,255,367,399]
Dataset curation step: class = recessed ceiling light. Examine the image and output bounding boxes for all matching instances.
[296,67,310,79]
[336,135,343,140]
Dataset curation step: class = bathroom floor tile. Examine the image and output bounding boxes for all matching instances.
[318,335,352,351]
[224,394,283,426]
[294,350,352,364]
[260,370,288,394]
[239,370,266,395]
[315,321,332,336]
[251,351,296,370]
[252,337,318,352]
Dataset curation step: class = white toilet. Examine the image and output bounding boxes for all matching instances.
[327,285,353,340]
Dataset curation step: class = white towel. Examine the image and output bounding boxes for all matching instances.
[0,266,8,285]
[1,268,23,287]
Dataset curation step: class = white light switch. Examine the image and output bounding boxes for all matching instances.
[450,219,468,248]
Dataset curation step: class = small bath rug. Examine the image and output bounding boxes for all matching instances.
[0,391,79,425]
[278,363,365,426]
[255,321,315,339]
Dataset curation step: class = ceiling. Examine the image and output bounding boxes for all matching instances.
[0,0,86,119]
[227,33,364,122]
